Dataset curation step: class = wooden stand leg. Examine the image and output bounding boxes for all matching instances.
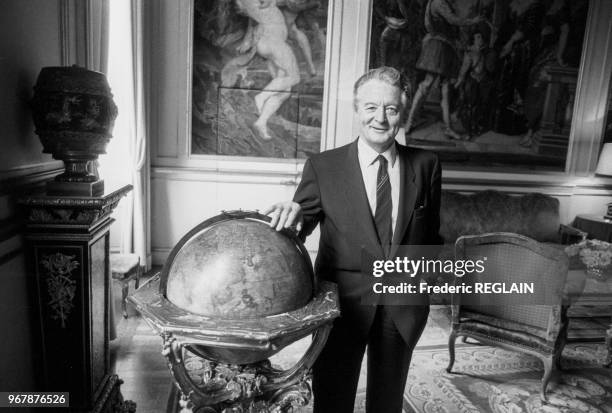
[605,323,612,368]
[122,281,129,319]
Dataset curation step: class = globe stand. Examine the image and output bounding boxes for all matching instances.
[129,211,340,412]
[163,326,331,413]
[129,276,339,413]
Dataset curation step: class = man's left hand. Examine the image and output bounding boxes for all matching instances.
[262,201,303,232]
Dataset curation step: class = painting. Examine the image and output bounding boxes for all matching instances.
[191,0,328,159]
[369,0,590,170]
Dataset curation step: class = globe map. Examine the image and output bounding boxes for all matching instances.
[166,218,313,319]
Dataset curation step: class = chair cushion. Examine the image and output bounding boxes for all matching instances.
[456,320,556,354]
[110,254,140,276]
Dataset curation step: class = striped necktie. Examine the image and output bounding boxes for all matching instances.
[375,155,392,257]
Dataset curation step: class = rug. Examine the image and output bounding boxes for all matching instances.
[404,342,612,413]
[167,307,612,413]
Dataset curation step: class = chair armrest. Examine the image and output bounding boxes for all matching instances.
[559,224,587,245]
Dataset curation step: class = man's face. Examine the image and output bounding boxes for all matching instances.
[355,79,404,153]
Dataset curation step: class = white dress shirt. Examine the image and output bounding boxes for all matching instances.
[357,138,400,238]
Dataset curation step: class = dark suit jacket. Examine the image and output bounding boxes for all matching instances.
[293,139,442,341]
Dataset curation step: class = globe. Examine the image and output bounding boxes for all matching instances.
[164,212,314,321]
[130,211,338,366]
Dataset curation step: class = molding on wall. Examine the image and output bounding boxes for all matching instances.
[0,234,23,266]
[320,0,344,150]
[0,218,22,244]
[0,162,62,266]
[151,166,300,185]
[0,162,62,195]
[0,248,23,268]
[566,0,612,175]
[150,164,612,194]
[152,247,170,265]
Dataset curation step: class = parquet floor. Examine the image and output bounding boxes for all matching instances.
[110,270,174,413]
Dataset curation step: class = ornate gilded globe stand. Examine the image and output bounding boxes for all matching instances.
[129,211,340,412]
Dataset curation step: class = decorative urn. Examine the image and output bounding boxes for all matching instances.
[30,65,118,196]
[129,210,339,413]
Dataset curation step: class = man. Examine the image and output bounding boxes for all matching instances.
[265,66,442,413]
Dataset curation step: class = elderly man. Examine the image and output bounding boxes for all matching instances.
[265,66,442,413]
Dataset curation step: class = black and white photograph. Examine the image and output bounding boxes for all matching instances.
[2,0,612,412]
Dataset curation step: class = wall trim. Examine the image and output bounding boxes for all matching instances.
[0,218,22,244]
[152,166,300,185]
[151,164,612,193]
[0,163,63,195]
[152,247,170,266]
[0,248,23,268]
[0,234,23,264]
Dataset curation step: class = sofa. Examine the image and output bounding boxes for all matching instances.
[439,190,582,247]
[428,190,586,302]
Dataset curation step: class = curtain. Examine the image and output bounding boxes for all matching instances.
[129,0,149,270]
[86,0,110,72]
[106,0,150,270]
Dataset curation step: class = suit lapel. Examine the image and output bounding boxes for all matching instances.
[390,145,417,257]
[341,141,384,258]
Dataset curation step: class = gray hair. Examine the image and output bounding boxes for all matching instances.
[352,66,409,112]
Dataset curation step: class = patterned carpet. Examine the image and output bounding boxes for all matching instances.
[128,306,612,413]
[404,341,611,413]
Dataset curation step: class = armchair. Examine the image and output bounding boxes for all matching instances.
[446,233,570,402]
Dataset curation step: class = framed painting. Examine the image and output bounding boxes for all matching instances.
[191,0,328,159]
[369,0,590,170]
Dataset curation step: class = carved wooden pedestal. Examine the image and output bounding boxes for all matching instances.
[19,186,136,412]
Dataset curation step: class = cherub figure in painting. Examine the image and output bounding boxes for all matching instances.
[222,0,301,140]
[279,0,322,77]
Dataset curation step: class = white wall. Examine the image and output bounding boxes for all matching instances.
[146,0,612,265]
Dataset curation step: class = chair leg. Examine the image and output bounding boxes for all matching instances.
[121,281,129,319]
[446,331,457,373]
[554,351,564,372]
[605,326,612,368]
[540,356,554,403]
[134,266,140,290]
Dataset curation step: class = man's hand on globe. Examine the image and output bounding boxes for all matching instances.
[263,201,303,232]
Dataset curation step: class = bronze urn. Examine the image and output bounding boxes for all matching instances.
[129,210,339,412]
[31,65,118,195]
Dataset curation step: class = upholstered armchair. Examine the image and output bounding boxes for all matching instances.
[446,233,570,402]
[427,191,585,305]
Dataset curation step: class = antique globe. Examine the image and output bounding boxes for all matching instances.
[131,210,338,362]
[130,210,339,412]
[165,212,314,319]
